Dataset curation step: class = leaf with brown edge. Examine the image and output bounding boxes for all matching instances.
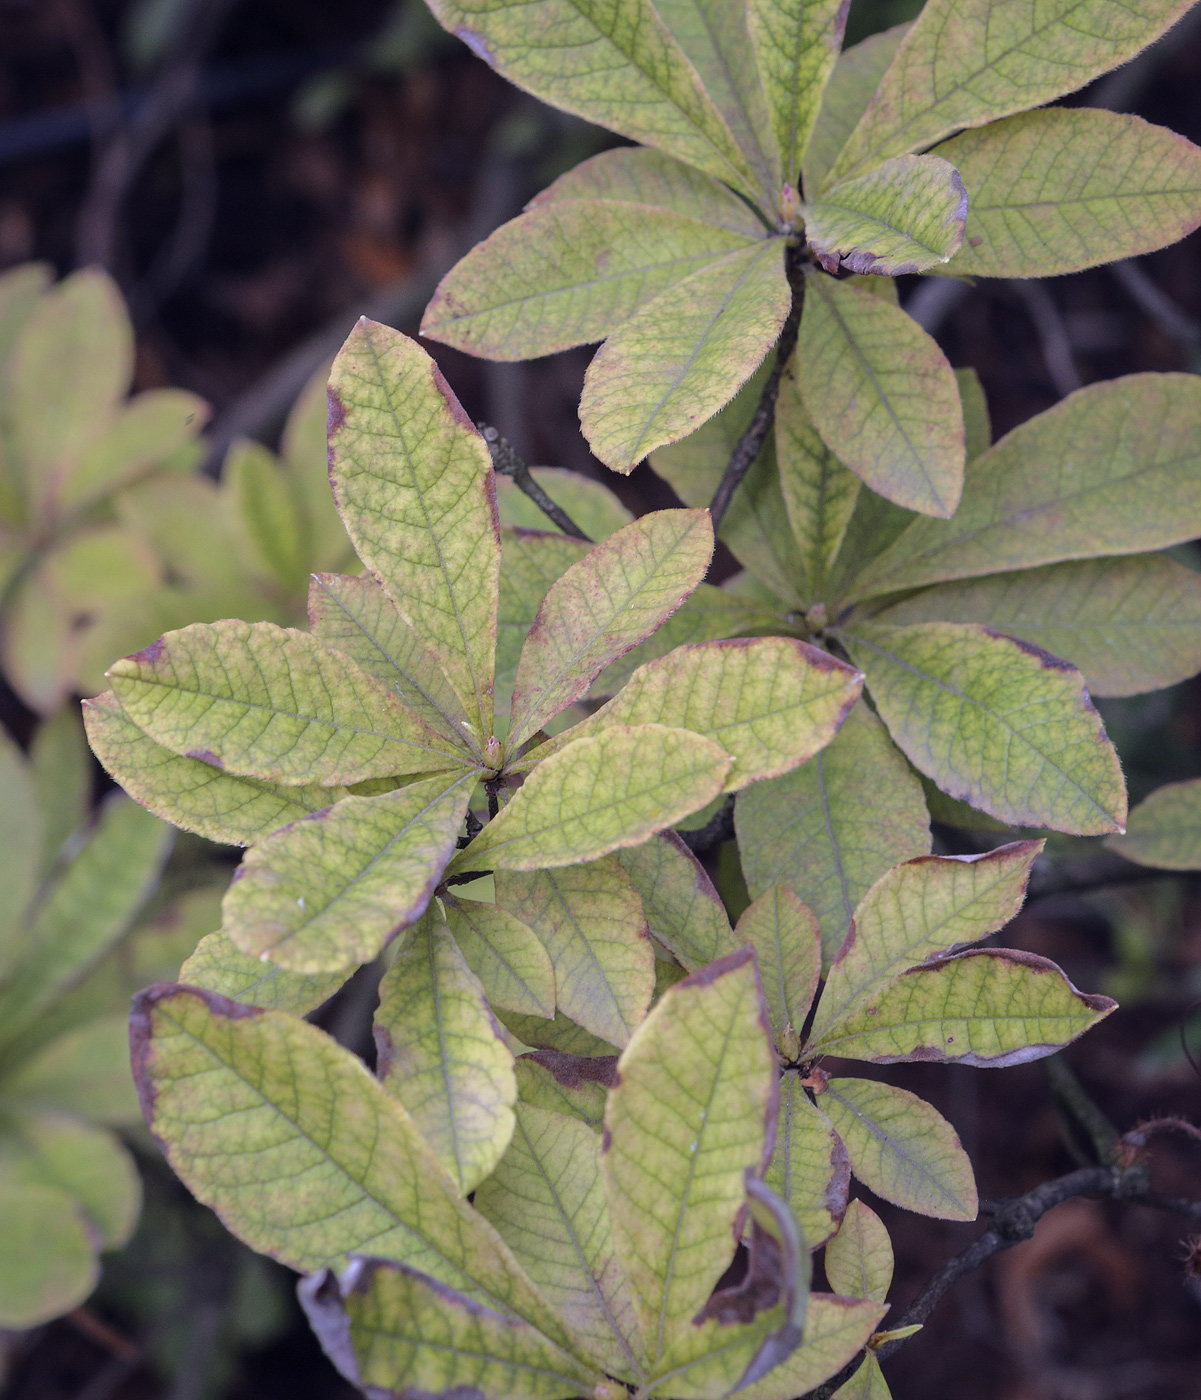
[613,831,737,973]
[764,1073,849,1252]
[513,1051,614,1130]
[734,1294,888,1400]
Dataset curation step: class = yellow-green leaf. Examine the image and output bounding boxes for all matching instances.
[829,0,1195,183]
[443,893,556,1020]
[824,1198,893,1304]
[735,1294,888,1400]
[935,109,1201,279]
[475,1101,644,1382]
[613,832,737,972]
[109,621,464,785]
[736,886,821,1041]
[804,23,909,194]
[805,948,1116,1065]
[806,155,967,276]
[875,555,1201,699]
[375,914,516,1194]
[495,860,654,1049]
[833,1353,892,1400]
[764,1072,849,1251]
[601,948,777,1367]
[328,320,500,737]
[422,200,760,359]
[65,387,208,512]
[799,271,964,517]
[508,508,713,748]
[0,1016,140,1125]
[1107,778,1201,871]
[30,707,89,879]
[221,773,475,973]
[453,725,732,873]
[497,529,591,711]
[513,1052,612,1129]
[748,0,846,184]
[0,727,41,976]
[180,930,346,1014]
[581,240,790,472]
[0,1177,96,1328]
[224,438,307,592]
[496,468,633,542]
[736,702,931,967]
[842,620,1126,834]
[821,1078,977,1221]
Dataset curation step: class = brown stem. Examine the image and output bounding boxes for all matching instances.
[477,425,593,542]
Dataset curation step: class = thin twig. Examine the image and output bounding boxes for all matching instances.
[709,244,807,531]
[678,796,736,854]
[477,425,592,542]
[1009,279,1082,398]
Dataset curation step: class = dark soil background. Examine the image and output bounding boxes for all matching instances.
[0,1,1199,1398]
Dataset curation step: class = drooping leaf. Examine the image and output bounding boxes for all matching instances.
[29,707,90,879]
[130,985,582,1351]
[443,893,557,1020]
[820,1078,977,1221]
[828,0,1195,183]
[736,886,821,1041]
[452,724,732,873]
[841,621,1126,834]
[475,1101,644,1382]
[0,1177,96,1328]
[736,702,931,967]
[495,860,654,1049]
[1,1016,140,1124]
[513,1053,612,1129]
[805,155,967,276]
[308,572,472,745]
[496,468,633,541]
[424,0,760,196]
[798,271,964,517]
[1107,779,1201,871]
[539,637,862,793]
[581,240,790,472]
[300,1259,603,1400]
[602,949,777,1367]
[824,1198,892,1305]
[747,0,847,184]
[83,690,347,846]
[764,1072,850,1251]
[613,831,737,972]
[851,373,1201,599]
[108,621,464,786]
[811,843,1043,1046]
[935,109,1201,278]
[734,1294,888,1400]
[422,200,761,359]
[328,320,500,738]
[221,773,475,973]
[374,914,516,1194]
[875,555,1201,699]
[804,947,1116,1065]
[508,508,713,748]
[179,931,346,1015]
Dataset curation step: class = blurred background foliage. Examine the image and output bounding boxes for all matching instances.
[0,0,1197,1397]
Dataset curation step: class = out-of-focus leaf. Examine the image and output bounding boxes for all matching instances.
[1,1016,140,1124]
[748,0,846,183]
[764,1072,849,1251]
[824,1198,893,1304]
[1107,778,1201,870]
[180,930,345,1015]
[224,439,307,593]
[613,832,737,972]
[0,727,42,977]
[495,468,632,541]
[443,894,556,1020]
[0,1176,96,1328]
[65,388,207,512]
[735,886,821,1041]
[498,1007,619,1058]
[280,360,354,572]
[30,707,90,879]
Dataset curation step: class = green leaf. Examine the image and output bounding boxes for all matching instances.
[308,572,471,744]
[224,438,307,593]
[747,0,846,184]
[601,948,777,1367]
[453,725,732,873]
[65,388,209,513]
[0,796,170,1051]
[30,707,90,879]
[497,529,591,711]
[764,1072,849,1251]
[508,508,713,749]
[131,985,583,1351]
[734,1294,888,1400]
[875,555,1201,699]
[422,200,761,360]
[798,271,964,517]
[375,914,516,1194]
[281,360,355,572]
[1107,778,1201,871]
[443,893,557,1020]
[475,1101,644,1382]
[84,689,347,846]
[495,860,654,1049]
[498,1008,620,1058]
[541,637,862,793]
[613,832,737,972]
[828,0,1195,183]
[180,930,346,1014]
[804,947,1116,1065]
[805,155,967,276]
[0,261,52,370]
[821,1078,977,1221]
[109,620,465,786]
[735,886,821,1041]
[221,773,475,973]
[736,702,931,967]
[956,367,992,462]
[934,109,1201,278]
[328,319,500,738]
[1,1016,140,1124]
[513,1052,612,1129]
[496,468,633,542]
[300,1259,603,1400]
[0,727,41,976]
[811,842,1043,1047]
[0,1177,96,1328]
[852,374,1201,599]
[532,146,766,237]
[776,365,861,601]
[841,621,1127,834]
[832,1353,891,1400]
[824,1198,892,1304]
[423,0,760,196]
[581,240,790,472]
